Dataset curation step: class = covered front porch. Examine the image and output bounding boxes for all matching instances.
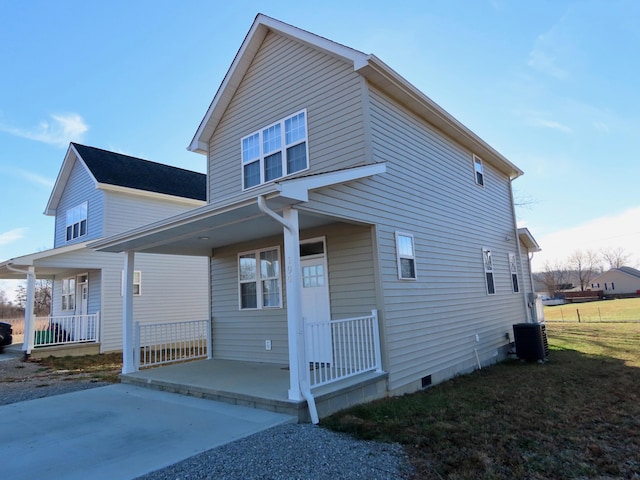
[0,243,102,357]
[120,357,387,422]
[90,164,388,422]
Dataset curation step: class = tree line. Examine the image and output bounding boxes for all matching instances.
[0,280,52,318]
[535,247,636,298]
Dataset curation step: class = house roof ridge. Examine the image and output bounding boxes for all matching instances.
[72,143,207,202]
[618,266,640,279]
[70,142,205,176]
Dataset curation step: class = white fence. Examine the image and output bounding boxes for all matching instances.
[33,314,100,347]
[306,310,382,388]
[135,319,209,369]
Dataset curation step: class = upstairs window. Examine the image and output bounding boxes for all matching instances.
[241,110,309,189]
[509,252,520,293]
[238,247,282,309]
[483,248,495,295]
[396,232,417,280]
[66,202,87,241]
[473,155,484,186]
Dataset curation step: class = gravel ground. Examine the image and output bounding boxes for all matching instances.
[0,355,109,405]
[0,353,413,479]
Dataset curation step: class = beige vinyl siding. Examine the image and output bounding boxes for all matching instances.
[54,159,103,248]
[209,223,377,364]
[210,234,288,363]
[297,85,525,393]
[103,191,202,237]
[207,31,367,204]
[99,253,209,353]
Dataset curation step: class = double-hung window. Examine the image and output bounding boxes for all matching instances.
[473,155,484,186]
[66,202,88,241]
[483,248,495,295]
[238,247,282,309]
[62,277,76,311]
[241,110,309,189]
[121,271,142,296]
[396,232,417,280]
[509,252,520,293]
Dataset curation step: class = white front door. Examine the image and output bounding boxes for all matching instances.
[76,275,89,340]
[301,252,332,365]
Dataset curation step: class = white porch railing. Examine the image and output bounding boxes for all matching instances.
[33,313,100,347]
[306,309,383,389]
[135,319,209,369]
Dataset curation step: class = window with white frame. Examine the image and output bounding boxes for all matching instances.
[62,277,76,310]
[483,248,495,295]
[238,247,282,309]
[509,252,520,293]
[473,155,484,186]
[121,271,142,296]
[396,232,417,280]
[241,110,309,189]
[65,202,88,241]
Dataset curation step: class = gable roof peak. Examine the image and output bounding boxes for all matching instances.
[45,143,206,215]
[189,14,523,179]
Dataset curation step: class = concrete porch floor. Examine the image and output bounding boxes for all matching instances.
[121,358,388,422]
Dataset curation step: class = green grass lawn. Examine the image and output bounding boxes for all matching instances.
[544,297,640,322]
[323,322,640,479]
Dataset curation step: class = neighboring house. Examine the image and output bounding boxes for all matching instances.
[0,143,209,356]
[590,267,640,296]
[91,14,540,421]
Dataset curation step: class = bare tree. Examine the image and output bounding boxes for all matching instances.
[568,250,600,291]
[34,280,52,315]
[10,281,52,316]
[0,290,22,319]
[601,247,632,270]
[539,261,570,297]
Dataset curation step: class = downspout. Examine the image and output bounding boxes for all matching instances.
[257,196,319,424]
[6,262,36,357]
[509,180,531,322]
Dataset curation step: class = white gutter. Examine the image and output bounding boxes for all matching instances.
[256,195,319,424]
[257,196,294,231]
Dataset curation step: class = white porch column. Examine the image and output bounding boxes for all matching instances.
[283,207,305,401]
[23,267,36,355]
[122,250,135,374]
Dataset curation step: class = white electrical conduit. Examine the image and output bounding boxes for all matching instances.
[256,196,319,424]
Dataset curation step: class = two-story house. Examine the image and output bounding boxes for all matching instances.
[0,143,209,357]
[92,14,541,422]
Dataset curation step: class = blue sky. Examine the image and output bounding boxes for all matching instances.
[1,0,639,298]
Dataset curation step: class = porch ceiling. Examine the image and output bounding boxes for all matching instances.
[90,198,348,256]
[90,163,385,256]
[0,243,90,280]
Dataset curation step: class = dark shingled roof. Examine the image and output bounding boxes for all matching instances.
[72,143,206,201]
[619,266,640,279]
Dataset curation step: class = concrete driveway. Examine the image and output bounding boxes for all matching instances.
[0,384,295,480]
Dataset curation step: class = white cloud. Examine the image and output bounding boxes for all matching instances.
[528,118,572,133]
[528,46,568,80]
[531,207,640,271]
[0,228,27,247]
[0,113,88,147]
[13,168,55,188]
